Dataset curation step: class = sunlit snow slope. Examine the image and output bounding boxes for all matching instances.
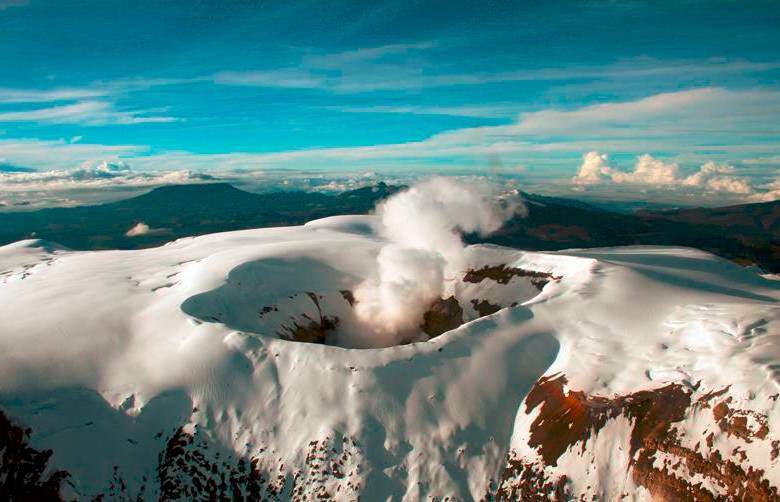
[1,215,779,500]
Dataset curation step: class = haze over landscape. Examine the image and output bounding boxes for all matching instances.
[1,1,780,501]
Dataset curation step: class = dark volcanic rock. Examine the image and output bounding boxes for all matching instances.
[0,409,70,501]
[471,298,503,317]
[339,290,356,306]
[157,423,364,500]
[421,296,464,338]
[277,292,339,344]
[463,264,560,290]
[277,315,339,344]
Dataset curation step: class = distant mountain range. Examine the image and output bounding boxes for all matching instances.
[486,192,780,272]
[0,182,777,271]
[0,183,400,251]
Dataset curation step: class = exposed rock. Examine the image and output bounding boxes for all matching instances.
[522,373,692,467]
[157,425,363,501]
[277,292,339,344]
[157,426,269,500]
[258,305,278,319]
[0,409,70,501]
[421,296,464,338]
[495,453,568,501]
[463,264,561,290]
[712,395,769,442]
[695,385,730,409]
[471,298,502,317]
[497,374,780,500]
[277,315,339,344]
[339,290,356,306]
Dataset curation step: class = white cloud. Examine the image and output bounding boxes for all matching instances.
[213,52,780,93]
[680,161,753,193]
[0,87,777,206]
[0,101,180,126]
[703,176,754,194]
[610,155,679,185]
[682,160,734,186]
[572,151,612,184]
[572,153,755,195]
[0,78,199,128]
[0,78,202,104]
[743,156,780,166]
[573,152,681,186]
[4,89,778,176]
[0,160,213,192]
[516,89,716,135]
[508,88,780,139]
[748,178,780,202]
[328,104,514,118]
[0,87,109,104]
[213,69,325,89]
[324,87,780,170]
[214,42,436,93]
[303,42,437,68]
[0,138,146,170]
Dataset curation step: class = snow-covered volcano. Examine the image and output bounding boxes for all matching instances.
[1,214,780,500]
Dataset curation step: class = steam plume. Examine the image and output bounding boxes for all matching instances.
[354,177,524,341]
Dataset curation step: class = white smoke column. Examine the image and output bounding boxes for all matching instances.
[354,177,525,340]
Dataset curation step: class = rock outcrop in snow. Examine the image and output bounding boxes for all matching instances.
[0,216,779,500]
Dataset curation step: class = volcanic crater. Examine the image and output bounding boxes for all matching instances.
[181,256,560,349]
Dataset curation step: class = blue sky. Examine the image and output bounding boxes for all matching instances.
[1,0,780,207]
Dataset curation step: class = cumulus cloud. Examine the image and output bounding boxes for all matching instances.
[573,152,756,195]
[572,151,613,184]
[748,178,780,202]
[682,161,732,186]
[682,161,753,194]
[611,155,679,185]
[353,177,524,343]
[703,176,754,194]
[574,152,680,185]
[572,152,679,185]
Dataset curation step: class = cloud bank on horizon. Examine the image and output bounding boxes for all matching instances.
[573,152,768,199]
[0,0,779,207]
